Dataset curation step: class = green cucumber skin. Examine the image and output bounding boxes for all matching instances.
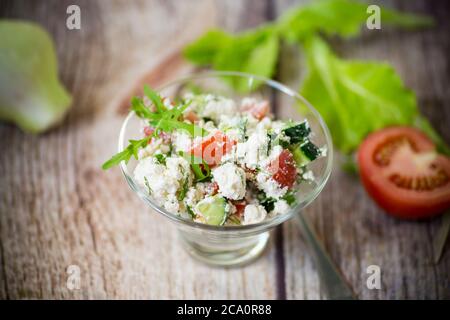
[292,140,320,167]
[283,121,311,145]
[300,140,321,161]
[195,196,228,226]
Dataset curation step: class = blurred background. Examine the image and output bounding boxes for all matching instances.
[0,0,449,299]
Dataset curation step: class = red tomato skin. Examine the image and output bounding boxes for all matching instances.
[250,101,269,120]
[232,200,247,216]
[184,111,199,123]
[269,149,297,189]
[211,182,219,195]
[358,126,450,219]
[189,131,236,166]
[241,100,270,120]
[143,126,154,137]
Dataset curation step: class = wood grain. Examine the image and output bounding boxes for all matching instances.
[0,0,449,300]
[274,0,450,299]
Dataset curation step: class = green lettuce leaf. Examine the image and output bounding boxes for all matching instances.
[184,26,279,92]
[0,20,72,133]
[300,36,416,153]
[184,0,431,93]
[183,29,233,65]
[279,0,433,42]
[183,1,447,156]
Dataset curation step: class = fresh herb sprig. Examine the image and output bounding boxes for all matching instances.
[102,136,151,170]
[178,151,211,182]
[102,85,209,170]
[135,85,208,138]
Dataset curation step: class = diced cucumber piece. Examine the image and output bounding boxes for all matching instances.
[195,195,228,226]
[292,140,321,166]
[292,147,310,166]
[282,121,311,145]
[301,140,321,160]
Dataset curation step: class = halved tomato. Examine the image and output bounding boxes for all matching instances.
[189,131,236,166]
[268,149,297,188]
[358,126,450,219]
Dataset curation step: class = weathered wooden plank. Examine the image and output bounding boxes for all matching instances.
[274,0,450,299]
[1,0,449,300]
[0,0,282,299]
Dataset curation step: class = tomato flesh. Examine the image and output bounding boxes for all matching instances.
[184,111,199,123]
[358,126,450,219]
[143,126,154,137]
[269,149,297,189]
[242,100,270,120]
[189,131,236,166]
[232,200,247,216]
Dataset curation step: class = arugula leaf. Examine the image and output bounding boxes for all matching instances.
[282,191,297,206]
[151,118,207,137]
[178,176,190,201]
[131,96,157,120]
[143,84,165,113]
[192,163,211,181]
[102,136,151,169]
[103,85,211,170]
[186,205,196,219]
[132,91,207,138]
[178,151,211,182]
[300,36,418,153]
[154,153,166,165]
[278,0,433,42]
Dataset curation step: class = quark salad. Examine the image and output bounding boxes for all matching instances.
[103,86,325,226]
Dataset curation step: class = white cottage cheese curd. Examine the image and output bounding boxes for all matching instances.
[126,91,323,226]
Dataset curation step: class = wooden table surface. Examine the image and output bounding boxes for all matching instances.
[0,0,449,299]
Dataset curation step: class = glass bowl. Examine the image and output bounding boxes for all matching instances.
[119,71,333,266]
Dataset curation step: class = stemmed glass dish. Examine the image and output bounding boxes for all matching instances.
[119,71,333,266]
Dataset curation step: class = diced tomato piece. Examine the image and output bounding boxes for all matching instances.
[250,101,269,120]
[268,149,297,188]
[211,182,219,195]
[242,100,270,120]
[143,126,155,137]
[184,111,199,123]
[161,97,174,107]
[190,131,236,166]
[232,200,247,216]
[143,126,170,144]
[160,131,171,143]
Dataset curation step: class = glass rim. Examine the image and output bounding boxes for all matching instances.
[119,71,333,233]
